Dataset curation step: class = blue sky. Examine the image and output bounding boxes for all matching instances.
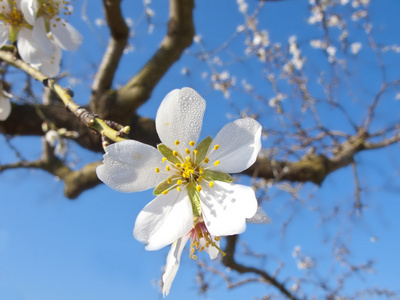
[1,0,400,299]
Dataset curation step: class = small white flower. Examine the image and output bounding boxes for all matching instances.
[97,87,261,238]
[350,42,362,55]
[45,129,67,157]
[97,88,262,293]
[0,92,12,121]
[0,0,41,63]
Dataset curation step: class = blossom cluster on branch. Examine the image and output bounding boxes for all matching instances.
[0,0,82,77]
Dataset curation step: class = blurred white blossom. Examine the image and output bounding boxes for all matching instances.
[350,42,362,55]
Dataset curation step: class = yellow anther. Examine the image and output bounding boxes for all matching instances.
[183,172,189,178]
[155,167,160,173]
[196,185,202,192]
[204,158,209,164]
[177,186,181,192]
[177,180,182,185]
[185,148,190,154]
[186,156,190,162]
[197,176,203,183]
[213,145,220,150]
[192,254,198,260]
[189,141,195,146]
[175,140,180,145]
[199,167,204,174]
[199,247,205,252]
[162,157,167,163]
[162,190,168,195]
[167,178,172,184]
[215,236,221,241]
[166,165,171,171]
[173,151,178,157]
[194,150,198,155]
[175,163,181,168]
[214,160,220,166]
[209,181,214,188]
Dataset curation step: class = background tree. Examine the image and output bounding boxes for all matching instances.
[0,0,399,299]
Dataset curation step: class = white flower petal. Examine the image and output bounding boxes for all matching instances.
[200,182,258,236]
[162,235,190,297]
[155,88,205,149]
[133,190,193,251]
[20,0,38,25]
[208,118,262,174]
[39,43,61,77]
[96,140,165,193]
[32,17,53,54]
[201,237,220,260]
[0,24,9,48]
[0,96,11,121]
[16,28,41,65]
[50,19,82,51]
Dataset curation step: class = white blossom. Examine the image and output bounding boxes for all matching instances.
[45,129,67,157]
[0,0,41,66]
[350,42,362,55]
[97,88,262,294]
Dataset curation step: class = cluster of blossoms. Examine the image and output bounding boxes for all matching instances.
[0,0,82,77]
[97,88,262,296]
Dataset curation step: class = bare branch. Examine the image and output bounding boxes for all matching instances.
[223,235,298,300]
[116,0,195,113]
[90,0,129,102]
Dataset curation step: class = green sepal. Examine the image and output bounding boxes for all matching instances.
[187,183,201,217]
[202,169,233,183]
[195,136,212,163]
[153,178,178,195]
[157,144,181,164]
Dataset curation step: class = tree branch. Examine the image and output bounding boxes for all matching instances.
[116,0,195,113]
[222,235,298,300]
[90,0,129,103]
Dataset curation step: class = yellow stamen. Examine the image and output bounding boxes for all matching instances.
[177,180,182,185]
[189,141,195,146]
[175,140,180,145]
[175,163,181,168]
[162,157,167,163]
[197,176,203,183]
[213,145,220,150]
[194,150,198,155]
[214,160,220,166]
[162,190,168,195]
[185,148,190,154]
[155,167,160,173]
[199,167,204,174]
[196,185,202,192]
[166,165,171,171]
[173,151,178,157]
[204,158,209,164]
[167,178,172,184]
[177,186,181,192]
[209,181,214,188]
